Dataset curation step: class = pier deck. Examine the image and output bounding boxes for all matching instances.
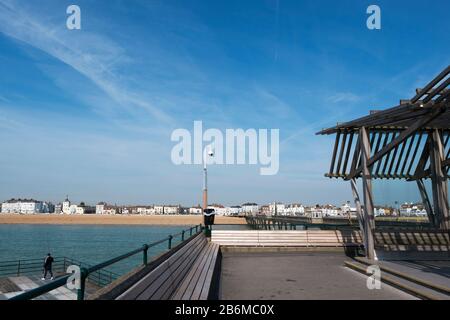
[219,252,417,300]
[0,275,100,300]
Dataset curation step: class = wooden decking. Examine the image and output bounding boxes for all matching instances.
[116,233,220,300]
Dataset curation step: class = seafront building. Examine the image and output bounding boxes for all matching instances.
[0,199,53,214]
[0,197,424,217]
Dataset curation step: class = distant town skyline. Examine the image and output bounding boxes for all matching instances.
[0,1,448,206]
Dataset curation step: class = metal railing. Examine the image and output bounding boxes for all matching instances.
[246,215,433,231]
[0,257,119,287]
[246,216,359,230]
[7,224,203,300]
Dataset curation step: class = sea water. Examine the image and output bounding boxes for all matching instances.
[0,224,188,275]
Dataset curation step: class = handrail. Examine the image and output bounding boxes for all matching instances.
[8,224,203,300]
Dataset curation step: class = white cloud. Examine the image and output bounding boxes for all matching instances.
[0,0,172,124]
[326,92,361,104]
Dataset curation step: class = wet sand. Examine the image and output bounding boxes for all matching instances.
[0,214,246,226]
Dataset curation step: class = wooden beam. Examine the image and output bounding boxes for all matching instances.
[347,107,445,180]
[329,132,341,175]
[342,132,354,175]
[336,132,348,175]
[423,77,450,103]
[416,179,436,227]
[443,159,450,167]
[350,179,365,239]
[360,127,375,260]
[400,135,416,175]
[368,107,444,167]
[429,129,450,230]
[411,66,450,103]
[407,133,424,175]
[413,137,431,177]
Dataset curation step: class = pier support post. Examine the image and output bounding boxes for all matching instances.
[429,129,449,230]
[360,127,375,260]
[417,178,436,227]
[350,179,365,238]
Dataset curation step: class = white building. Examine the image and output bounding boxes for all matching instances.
[103,206,118,215]
[62,197,71,214]
[284,204,305,216]
[96,202,106,214]
[154,205,164,215]
[400,203,427,216]
[241,203,259,216]
[228,206,242,216]
[341,203,357,217]
[1,199,49,214]
[68,204,78,214]
[54,203,62,214]
[269,202,285,216]
[164,206,181,215]
[154,205,180,215]
[135,206,155,215]
[189,207,203,215]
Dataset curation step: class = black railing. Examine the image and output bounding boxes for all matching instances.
[246,215,432,231]
[0,257,119,287]
[7,224,203,300]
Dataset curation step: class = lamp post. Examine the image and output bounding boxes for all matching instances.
[203,148,214,211]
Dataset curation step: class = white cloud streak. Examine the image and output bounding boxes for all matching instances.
[0,0,172,124]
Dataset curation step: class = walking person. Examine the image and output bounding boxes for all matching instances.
[42,253,54,280]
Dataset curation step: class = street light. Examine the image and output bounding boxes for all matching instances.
[203,148,214,211]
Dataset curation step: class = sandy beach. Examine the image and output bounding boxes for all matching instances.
[0,214,247,226]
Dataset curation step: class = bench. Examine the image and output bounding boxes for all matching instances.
[116,233,221,300]
[211,230,363,247]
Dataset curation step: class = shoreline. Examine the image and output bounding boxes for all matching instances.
[0,214,247,226]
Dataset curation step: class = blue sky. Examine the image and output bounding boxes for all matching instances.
[0,0,449,206]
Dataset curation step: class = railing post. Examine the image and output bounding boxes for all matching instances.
[142,244,149,266]
[17,260,21,276]
[168,235,173,250]
[190,227,193,236]
[77,268,88,301]
[181,230,185,241]
[195,225,198,233]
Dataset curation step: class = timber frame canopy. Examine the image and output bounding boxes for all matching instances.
[317,66,450,258]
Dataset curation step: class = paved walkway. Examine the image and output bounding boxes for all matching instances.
[0,275,100,300]
[219,252,417,300]
[0,276,77,300]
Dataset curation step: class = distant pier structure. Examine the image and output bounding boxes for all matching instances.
[318,66,450,259]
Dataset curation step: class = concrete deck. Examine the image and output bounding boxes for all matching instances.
[376,260,450,289]
[219,252,417,300]
[0,276,77,300]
